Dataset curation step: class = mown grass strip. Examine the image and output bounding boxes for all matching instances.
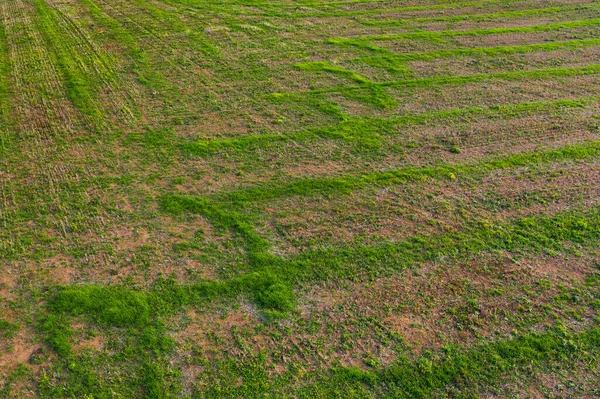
[79,0,166,89]
[32,0,105,130]
[218,0,523,18]
[131,0,218,56]
[355,38,600,72]
[43,277,600,396]
[295,61,372,83]
[294,63,600,97]
[159,202,600,304]
[298,38,600,77]
[0,14,13,155]
[158,195,270,253]
[181,96,597,155]
[210,140,600,207]
[376,327,600,398]
[151,199,600,328]
[165,141,600,285]
[283,205,600,282]
[49,205,600,324]
[331,18,600,52]
[199,0,387,8]
[363,3,600,26]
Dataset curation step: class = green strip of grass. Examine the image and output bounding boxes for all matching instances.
[158,194,270,253]
[181,96,597,155]
[79,0,166,89]
[355,38,600,72]
[32,0,105,130]
[221,0,522,18]
[363,327,600,398]
[295,61,372,84]
[132,0,218,56]
[45,205,600,344]
[284,205,600,282]
[379,63,600,89]
[208,140,600,207]
[331,18,600,52]
[363,3,600,26]
[202,326,600,397]
[201,0,386,8]
[153,200,600,317]
[0,15,13,156]
[297,38,600,84]
[293,63,600,98]
[163,141,600,284]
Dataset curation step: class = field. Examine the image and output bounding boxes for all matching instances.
[1,0,600,397]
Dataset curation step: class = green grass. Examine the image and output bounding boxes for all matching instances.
[275,63,600,116]
[198,327,600,397]
[160,196,600,282]
[363,3,600,26]
[131,0,218,56]
[198,0,526,18]
[354,38,600,73]
[330,18,600,51]
[32,0,106,130]
[295,63,600,96]
[0,14,13,156]
[205,140,600,208]
[181,96,598,154]
[3,0,600,397]
[40,205,600,396]
[79,0,167,89]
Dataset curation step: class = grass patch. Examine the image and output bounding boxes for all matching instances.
[363,3,600,26]
[198,327,600,397]
[330,18,600,51]
[182,96,597,155]
[80,0,166,89]
[207,140,600,207]
[296,63,600,96]
[32,0,106,130]
[355,38,600,73]
[5,0,600,396]
[0,15,13,156]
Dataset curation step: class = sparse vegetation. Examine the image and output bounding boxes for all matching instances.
[1,0,600,397]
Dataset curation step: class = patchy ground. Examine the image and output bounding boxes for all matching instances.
[1,0,600,397]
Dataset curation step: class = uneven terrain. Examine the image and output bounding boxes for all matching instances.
[1,0,600,397]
